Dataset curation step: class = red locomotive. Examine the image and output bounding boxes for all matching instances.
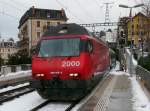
[31,23,110,100]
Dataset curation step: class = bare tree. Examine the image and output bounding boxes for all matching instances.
[141,0,150,16]
[140,0,150,54]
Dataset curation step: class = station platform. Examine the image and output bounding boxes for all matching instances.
[0,71,31,87]
[74,71,150,111]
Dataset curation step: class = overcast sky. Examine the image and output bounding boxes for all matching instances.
[0,0,143,41]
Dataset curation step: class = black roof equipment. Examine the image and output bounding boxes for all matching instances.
[43,23,91,36]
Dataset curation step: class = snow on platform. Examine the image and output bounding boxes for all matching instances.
[0,70,31,87]
[109,65,150,111]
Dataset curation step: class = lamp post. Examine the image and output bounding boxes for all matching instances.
[119,4,144,76]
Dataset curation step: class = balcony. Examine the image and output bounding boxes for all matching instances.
[18,37,29,50]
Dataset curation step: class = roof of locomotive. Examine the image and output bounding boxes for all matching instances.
[42,23,92,37]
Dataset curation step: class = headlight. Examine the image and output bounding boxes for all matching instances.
[69,73,79,77]
[74,73,79,77]
[69,73,74,77]
[36,74,44,77]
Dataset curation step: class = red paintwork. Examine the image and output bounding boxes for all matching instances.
[32,35,110,81]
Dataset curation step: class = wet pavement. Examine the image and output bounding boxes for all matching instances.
[76,74,134,111]
[106,75,133,111]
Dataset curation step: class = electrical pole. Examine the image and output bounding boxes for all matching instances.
[104,2,113,23]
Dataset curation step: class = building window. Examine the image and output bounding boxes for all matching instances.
[47,12,51,18]
[37,21,40,27]
[8,49,10,52]
[8,54,10,57]
[37,32,41,39]
[47,22,50,26]
[137,24,139,29]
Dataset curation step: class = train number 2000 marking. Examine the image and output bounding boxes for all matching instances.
[62,61,80,67]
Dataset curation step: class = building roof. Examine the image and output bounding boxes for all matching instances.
[0,42,17,48]
[126,12,148,23]
[18,7,68,28]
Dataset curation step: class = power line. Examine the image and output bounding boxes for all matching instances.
[95,0,103,8]
[8,0,28,9]
[55,0,85,23]
[75,0,93,19]
[0,1,23,13]
[0,10,19,20]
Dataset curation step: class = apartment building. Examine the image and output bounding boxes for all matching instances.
[18,6,68,55]
[0,39,18,62]
[127,12,149,48]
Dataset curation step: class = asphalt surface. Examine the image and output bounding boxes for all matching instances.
[77,74,134,111]
[106,75,133,111]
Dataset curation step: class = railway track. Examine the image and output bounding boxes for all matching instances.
[30,98,82,111]
[29,75,110,111]
[0,85,35,104]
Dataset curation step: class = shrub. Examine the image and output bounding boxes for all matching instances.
[138,55,150,71]
[7,50,31,65]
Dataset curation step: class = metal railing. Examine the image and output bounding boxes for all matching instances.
[0,64,31,76]
[136,65,150,90]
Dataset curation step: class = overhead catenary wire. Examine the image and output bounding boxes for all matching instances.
[75,0,93,20]
[94,0,103,8]
[55,0,85,23]
[0,10,19,20]
[0,1,24,13]
[8,0,28,9]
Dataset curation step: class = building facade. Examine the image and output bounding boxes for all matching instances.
[118,17,129,47]
[127,12,149,48]
[18,7,68,55]
[0,39,18,63]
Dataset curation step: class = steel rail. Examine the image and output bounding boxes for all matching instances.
[0,86,34,104]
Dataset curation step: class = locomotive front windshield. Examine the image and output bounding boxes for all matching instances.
[38,38,80,57]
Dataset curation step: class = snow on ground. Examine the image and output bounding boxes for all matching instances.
[0,91,70,111]
[130,77,150,111]
[132,55,138,66]
[0,70,31,77]
[110,61,150,111]
[110,61,130,76]
[126,48,131,55]
[110,72,150,111]
[0,83,29,93]
[0,92,45,111]
[39,103,70,111]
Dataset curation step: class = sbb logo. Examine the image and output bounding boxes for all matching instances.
[62,61,80,67]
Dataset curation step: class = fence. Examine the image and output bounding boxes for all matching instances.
[0,64,31,76]
[136,65,150,90]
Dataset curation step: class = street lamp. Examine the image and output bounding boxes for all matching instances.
[119,3,144,76]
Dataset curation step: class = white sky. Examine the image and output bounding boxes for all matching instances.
[0,0,144,41]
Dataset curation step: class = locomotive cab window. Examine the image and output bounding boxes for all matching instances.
[87,40,93,53]
[37,38,80,57]
[81,40,93,53]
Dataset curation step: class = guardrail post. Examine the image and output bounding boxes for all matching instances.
[1,66,7,76]
[11,65,16,72]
